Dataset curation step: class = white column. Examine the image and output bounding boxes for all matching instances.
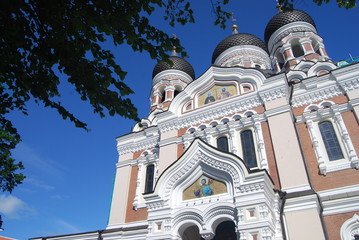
[333,111,359,169]
[253,118,269,170]
[306,119,327,175]
[133,163,143,210]
[228,123,239,154]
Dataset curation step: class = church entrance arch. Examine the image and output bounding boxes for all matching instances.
[212,221,237,240]
[181,225,204,240]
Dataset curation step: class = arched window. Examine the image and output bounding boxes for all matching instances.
[160,91,166,103]
[276,51,285,69]
[241,130,257,168]
[291,39,304,57]
[174,89,180,98]
[144,164,155,193]
[217,136,229,152]
[318,121,344,161]
[310,37,321,55]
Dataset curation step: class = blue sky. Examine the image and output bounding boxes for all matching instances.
[1,1,358,239]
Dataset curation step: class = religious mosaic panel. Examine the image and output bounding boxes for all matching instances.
[183,175,227,200]
[198,85,237,106]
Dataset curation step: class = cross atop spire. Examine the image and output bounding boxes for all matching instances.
[231,12,238,34]
[276,0,283,12]
[171,33,178,56]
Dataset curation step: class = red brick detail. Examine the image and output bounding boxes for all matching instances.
[283,49,292,59]
[243,61,251,68]
[150,105,157,112]
[125,166,148,222]
[178,128,187,137]
[162,101,170,108]
[177,144,185,158]
[296,122,359,191]
[303,42,313,52]
[324,211,359,240]
[133,151,142,160]
[342,111,359,153]
[305,53,320,60]
[261,121,281,189]
[166,90,173,99]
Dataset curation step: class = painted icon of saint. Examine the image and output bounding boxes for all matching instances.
[193,177,213,197]
[217,87,231,100]
[205,92,216,104]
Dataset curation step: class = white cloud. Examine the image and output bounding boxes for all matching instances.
[50,194,64,200]
[0,195,36,219]
[56,220,82,233]
[25,178,55,191]
[12,143,65,178]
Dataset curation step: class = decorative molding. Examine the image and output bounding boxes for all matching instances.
[117,134,160,155]
[340,214,359,240]
[292,84,344,108]
[284,194,319,213]
[152,69,193,86]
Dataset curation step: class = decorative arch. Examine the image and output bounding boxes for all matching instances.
[340,214,359,240]
[290,38,304,57]
[307,61,336,77]
[144,139,277,239]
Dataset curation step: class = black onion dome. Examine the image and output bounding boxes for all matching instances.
[152,56,195,79]
[212,33,268,63]
[264,9,316,43]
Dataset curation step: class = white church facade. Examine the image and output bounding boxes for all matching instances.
[32,8,359,240]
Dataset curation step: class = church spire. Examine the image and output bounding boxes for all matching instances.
[276,0,283,12]
[171,33,178,56]
[231,12,238,34]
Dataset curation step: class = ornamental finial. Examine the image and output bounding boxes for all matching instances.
[276,0,283,12]
[171,33,178,56]
[231,12,238,34]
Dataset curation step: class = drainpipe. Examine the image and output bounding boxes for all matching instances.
[277,190,287,240]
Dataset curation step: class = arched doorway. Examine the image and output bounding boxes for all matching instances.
[212,221,237,240]
[181,225,204,240]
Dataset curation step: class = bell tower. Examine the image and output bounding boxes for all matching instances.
[150,47,195,112]
[265,7,331,72]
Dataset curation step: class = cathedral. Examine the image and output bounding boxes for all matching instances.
[32,7,359,240]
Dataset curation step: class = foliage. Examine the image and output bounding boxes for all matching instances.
[0,0,231,193]
[279,0,356,10]
[0,0,356,193]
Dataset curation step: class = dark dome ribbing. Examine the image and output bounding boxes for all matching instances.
[212,33,268,63]
[152,56,195,79]
[264,9,316,43]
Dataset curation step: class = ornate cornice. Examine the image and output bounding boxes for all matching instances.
[292,84,343,108]
[117,134,160,155]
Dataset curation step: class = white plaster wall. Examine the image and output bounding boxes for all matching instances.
[108,165,132,226]
[267,111,310,191]
[285,208,325,240]
[158,144,178,175]
[161,129,178,140]
[347,88,359,100]
[119,152,133,162]
[265,98,288,110]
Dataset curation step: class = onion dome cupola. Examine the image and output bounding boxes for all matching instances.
[151,46,195,112]
[265,7,330,72]
[152,55,195,80]
[212,25,271,70]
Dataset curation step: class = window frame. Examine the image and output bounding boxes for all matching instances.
[216,136,229,152]
[240,129,258,169]
[304,102,358,175]
[318,121,344,161]
[144,164,155,194]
